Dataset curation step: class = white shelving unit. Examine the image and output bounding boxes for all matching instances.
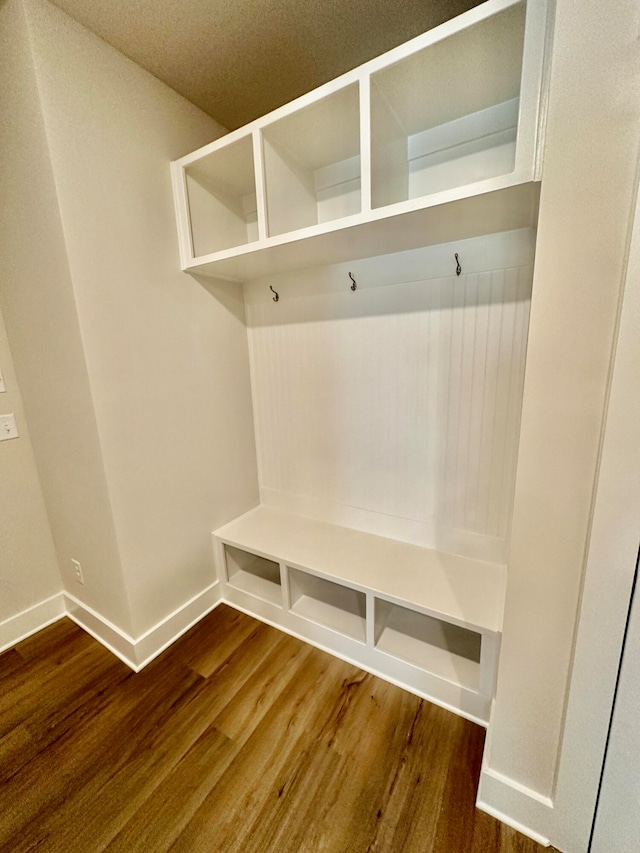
[213,506,505,724]
[174,0,551,726]
[171,0,548,283]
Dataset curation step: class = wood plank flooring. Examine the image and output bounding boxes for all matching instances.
[0,606,557,852]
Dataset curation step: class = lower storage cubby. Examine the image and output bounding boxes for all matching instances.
[224,544,282,607]
[213,506,505,723]
[289,567,366,643]
[374,599,481,692]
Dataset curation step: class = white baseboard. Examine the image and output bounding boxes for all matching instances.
[476,766,554,847]
[132,582,223,668]
[0,592,66,654]
[2,583,223,671]
[64,592,139,668]
[65,582,223,670]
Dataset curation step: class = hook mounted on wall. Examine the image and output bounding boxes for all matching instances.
[349,272,357,291]
[455,253,462,276]
[269,285,279,303]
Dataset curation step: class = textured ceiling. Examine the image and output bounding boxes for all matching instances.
[48,0,483,130]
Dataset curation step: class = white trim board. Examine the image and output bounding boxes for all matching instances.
[476,710,553,846]
[549,142,640,853]
[244,226,536,299]
[63,592,139,669]
[477,768,553,846]
[64,583,224,670]
[0,592,66,654]
[1,583,223,671]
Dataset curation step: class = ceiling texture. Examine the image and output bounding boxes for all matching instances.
[49,0,482,130]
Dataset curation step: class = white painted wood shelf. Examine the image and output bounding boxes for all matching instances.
[172,0,548,283]
[225,545,282,607]
[213,506,505,724]
[374,599,482,692]
[289,567,368,643]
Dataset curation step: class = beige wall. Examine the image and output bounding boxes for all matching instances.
[0,306,61,622]
[1,0,259,639]
[0,0,131,631]
[485,0,640,805]
[22,0,260,637]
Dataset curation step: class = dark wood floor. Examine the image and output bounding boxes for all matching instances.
[0,605,555,852]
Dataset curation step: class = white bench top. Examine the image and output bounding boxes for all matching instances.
[214,506,506,634]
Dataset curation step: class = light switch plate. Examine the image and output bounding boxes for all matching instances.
[0,368,5,392]
[0,413,18,441]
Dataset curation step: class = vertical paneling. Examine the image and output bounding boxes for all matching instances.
[246,241,532,558]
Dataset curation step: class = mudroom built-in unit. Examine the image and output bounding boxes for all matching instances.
[171,0,550,726]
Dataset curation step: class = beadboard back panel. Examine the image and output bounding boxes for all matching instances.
[244,230,534,563]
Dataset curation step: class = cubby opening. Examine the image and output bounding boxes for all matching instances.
[374,599,482,691]
[185,135,258,257]
[262,84,361,237]
[288,567,366,642]
[370,2,525,208]
[225,545,282,606]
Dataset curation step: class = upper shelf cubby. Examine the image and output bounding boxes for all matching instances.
[183,134,257,258]
[171,0,549,282]
[262,84,361,237]
[370,2,525,208]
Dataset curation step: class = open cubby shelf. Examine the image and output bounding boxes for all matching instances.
[172,0,548,282]
[370,2,525,207]
[224,544,282,607]
[374,599,482,692]
[184,134,258,257]
[289,567,367,643]
[213,505,505,724]
[262,84,361,237]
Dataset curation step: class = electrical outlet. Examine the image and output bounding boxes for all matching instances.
[0,413,18,441]
[71,559,84,585]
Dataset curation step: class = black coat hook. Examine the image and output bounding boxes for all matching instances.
[349,272,357,291]
[269,285,279,303]
[455,253,462,276]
